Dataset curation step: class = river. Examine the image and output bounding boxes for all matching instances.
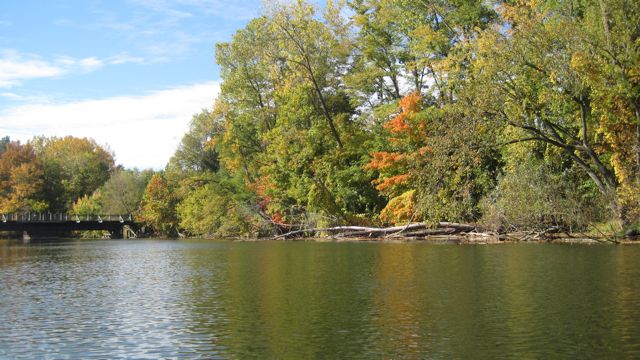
[1,239,639,359]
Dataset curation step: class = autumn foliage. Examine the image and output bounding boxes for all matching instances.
[0,142,46,213]
[7,0,636,238]
[0,137,116,217]
[366,92,424,199]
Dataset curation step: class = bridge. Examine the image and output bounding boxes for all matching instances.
[0,213,138,239]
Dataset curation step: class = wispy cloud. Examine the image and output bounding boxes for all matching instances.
[130,0,258,21]
[78,57,104,72]
[1,92,24,100]
[0,82,220,169]
[105,53,148,65]
[0,51,65,88]
[0,50,148,89]
[0,92,52,103]
[75,0,261,62]
[56,55,105,72]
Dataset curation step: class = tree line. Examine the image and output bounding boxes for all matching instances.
[0,136,152,219]
[3,0,638,238]
[146,0,640,236]
[142,0,638,238]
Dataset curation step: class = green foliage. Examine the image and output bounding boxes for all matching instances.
[34,136,115,211]
[165,0,638,235]
[177,172,269,238]
[139,173,178,236]
[97,169,153,214]
[481,144,609,231]
[412,105,502,223]
[71,193,102,216]
[470,0,639,225]
[0,136,9,156]
[3,0,636,237]
[168,110,219,173]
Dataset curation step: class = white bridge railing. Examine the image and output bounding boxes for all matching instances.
[1,213,133,223]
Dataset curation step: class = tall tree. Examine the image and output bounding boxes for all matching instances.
[471,0,639,225]
[98,169,153,214]
[266,0,351,148]
[348,0,496,106]
[138,173,178,236]
[34,136,115,211]
[361,0,500,224]
[0,142,47,213]
[168,110,219,174]
[214,17,281,182]
[0,136,9,157]
[571,0,640,221]
[211,1,382,227]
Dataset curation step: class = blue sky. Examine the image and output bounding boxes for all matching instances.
[0,0,264,169]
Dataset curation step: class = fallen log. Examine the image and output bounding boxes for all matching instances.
[273,226,381,239]
[437,222,476,232]
[272,222,477,239]
[397,228,458,237]
[338,223,429,238]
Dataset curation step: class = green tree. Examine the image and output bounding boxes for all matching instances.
[214,17,278,181]
[168,110,219,173]
[139,173,178,236]
[471,0,638,226]
[177,172,269,237]
[570,0,640,222]
[481,142,607,231]
[348,0,405,104]
[0,136,9,156]
[211,1,382,228]
[71,193,102,216]
[362,0,500,224]
[266,0,351,148]
[98,169,153,215]
[34,136,115,211]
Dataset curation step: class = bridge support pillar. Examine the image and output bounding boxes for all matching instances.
[111,226,124,239]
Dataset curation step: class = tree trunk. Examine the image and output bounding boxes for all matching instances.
[635,103,640,185]
[598,0,612,50]
[306,64,344,149]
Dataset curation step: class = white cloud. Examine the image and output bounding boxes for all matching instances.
[54,55,106,72]
[130,0,258,21]
[1,92,23,100]
[0,82,220,169]
[78,57,104,72]
[107,53,147,65]
[0,57,65,88]
[0,50,147,88]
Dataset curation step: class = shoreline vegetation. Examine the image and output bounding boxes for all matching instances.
[2,0,640,241]
[245,221,640,244]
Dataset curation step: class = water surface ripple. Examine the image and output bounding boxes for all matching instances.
[1,240,639,359]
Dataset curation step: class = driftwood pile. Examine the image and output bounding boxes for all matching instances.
[273,222,480,240]
[267,221,639,244]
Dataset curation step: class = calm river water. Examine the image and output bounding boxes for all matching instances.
[1,239,639,359]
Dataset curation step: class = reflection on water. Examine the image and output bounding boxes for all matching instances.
[1,240,639,359]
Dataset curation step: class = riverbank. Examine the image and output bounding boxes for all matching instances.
[251,222,640,245]
[256,234,639,245]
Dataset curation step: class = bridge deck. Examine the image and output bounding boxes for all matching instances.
[1,213,132,223]
[0,213,136,236]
